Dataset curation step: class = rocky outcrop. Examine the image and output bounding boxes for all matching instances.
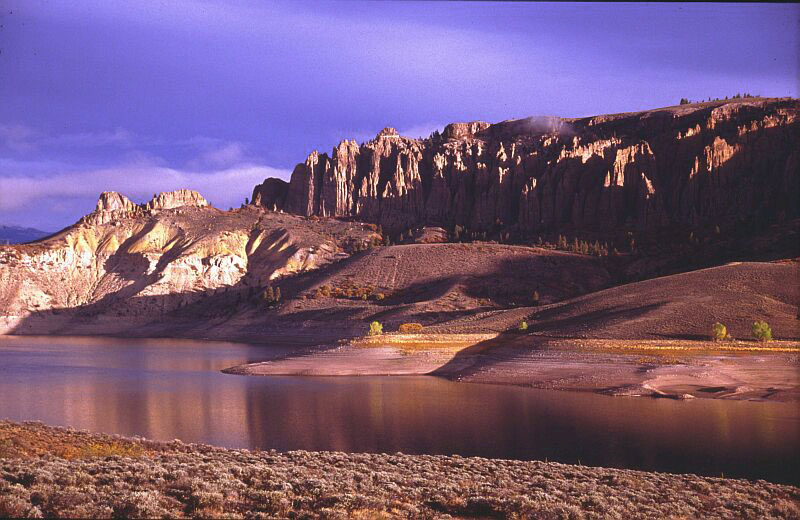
[81,192,142,226]
[81,190,208,226]
[252,179,289,211]
[145,189,208,212]
[252,98,800,236]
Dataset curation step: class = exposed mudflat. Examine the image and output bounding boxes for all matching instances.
[1,421,798,519]
[230,336,800,402]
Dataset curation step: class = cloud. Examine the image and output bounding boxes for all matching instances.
[0,124,40,153]
[0,122,288,227]
[397,122,444,139]
[194,142,247,168]
[0,161,291,213]
[0,124,137,153]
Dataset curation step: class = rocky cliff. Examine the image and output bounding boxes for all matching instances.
[0,190,377,327]
[252,98,800,236]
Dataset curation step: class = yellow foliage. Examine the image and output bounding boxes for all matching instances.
[59,442,146,460]
[398,323,424,333]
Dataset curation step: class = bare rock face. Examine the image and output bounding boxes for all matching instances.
[0,197,377,329]
[82,192,143,225]
[252,178,289,211]
[145,189,209,212]
[252,98,800,236]
[80,190,209,226]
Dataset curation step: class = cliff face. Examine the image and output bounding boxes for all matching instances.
[0,190,377,326]
[252,98,800,235]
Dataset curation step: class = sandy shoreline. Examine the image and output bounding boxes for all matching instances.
[228,335,800,402]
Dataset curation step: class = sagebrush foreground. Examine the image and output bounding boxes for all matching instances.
[0,421,798,519]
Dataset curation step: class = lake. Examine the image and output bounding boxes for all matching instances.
[0,335,798,484]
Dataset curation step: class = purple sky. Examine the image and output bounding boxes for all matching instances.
[1,1,798,231]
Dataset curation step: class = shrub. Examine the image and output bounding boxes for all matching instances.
[518,321,528,332]
[263,286,281,306]
[752,320,772,342]
[711,322,729,342]
[375,293,385,301]
[368,321,383,336]
[398,323,423,333]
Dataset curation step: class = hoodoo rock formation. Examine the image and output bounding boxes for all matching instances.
[252,98,800,235]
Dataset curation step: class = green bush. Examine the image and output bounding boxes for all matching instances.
[368,321,383,336]
[711,322,729,342]
[518,321,528,332]
[752,320,772,342]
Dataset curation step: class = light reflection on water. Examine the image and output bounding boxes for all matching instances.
[0,335,798,484]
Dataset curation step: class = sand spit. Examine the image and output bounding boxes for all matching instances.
[230,336,800,402]
[0,421,798,519]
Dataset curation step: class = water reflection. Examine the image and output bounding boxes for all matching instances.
[0,336,798,484]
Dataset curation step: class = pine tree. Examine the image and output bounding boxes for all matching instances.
[274,287,281,302]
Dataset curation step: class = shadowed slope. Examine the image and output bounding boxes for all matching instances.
[525,261,799,340]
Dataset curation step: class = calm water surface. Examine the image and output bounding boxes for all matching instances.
[0,336,798,484]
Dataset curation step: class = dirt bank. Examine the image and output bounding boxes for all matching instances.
[230,335,800,402]
[1,421,797,519]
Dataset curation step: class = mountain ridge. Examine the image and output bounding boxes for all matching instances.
[0,225,52,245]
[252,97,799,240]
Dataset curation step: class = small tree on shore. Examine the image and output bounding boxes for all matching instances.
[368,321,383,336]
[752,320,772,342]
[711,322,729,342]
[531,290,540,306]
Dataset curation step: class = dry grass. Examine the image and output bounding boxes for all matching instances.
[0,422,150,460]
[397,323,424,334]
[0,421,798,519]
[355,333,496,353]
[559,338,800,355]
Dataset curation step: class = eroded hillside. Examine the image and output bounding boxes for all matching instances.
[0,190,378,331]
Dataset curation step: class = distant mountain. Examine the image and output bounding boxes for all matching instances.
[0,225,51,244]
